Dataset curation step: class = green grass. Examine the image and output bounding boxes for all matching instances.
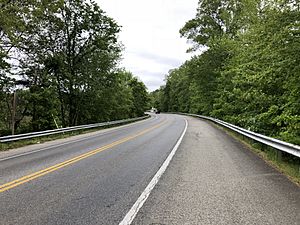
[0,118,148,152]
[211,122,300,186]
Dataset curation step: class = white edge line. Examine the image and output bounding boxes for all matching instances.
[119,118,188,225]
[0,116,156,162]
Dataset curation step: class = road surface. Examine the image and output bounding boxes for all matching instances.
[0,114,299,225]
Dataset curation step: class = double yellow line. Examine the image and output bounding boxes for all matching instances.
[0,121,166,193]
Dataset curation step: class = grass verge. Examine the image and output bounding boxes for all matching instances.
[0,117,149,152]
[211,122,300,186]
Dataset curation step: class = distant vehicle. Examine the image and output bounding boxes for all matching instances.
[150,107,160,114]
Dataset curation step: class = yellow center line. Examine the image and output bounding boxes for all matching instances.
[0,120,167,193]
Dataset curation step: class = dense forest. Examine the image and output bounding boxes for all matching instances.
[151,0,300,145]
[0,0,149,136]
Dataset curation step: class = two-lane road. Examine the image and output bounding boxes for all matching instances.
[0,114,186,225]
[1,114,299,225]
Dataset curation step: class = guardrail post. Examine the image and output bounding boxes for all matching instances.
[12,91,17,135]
[276,150,282,162]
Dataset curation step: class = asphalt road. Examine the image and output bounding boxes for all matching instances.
[0,114,185,224]
[133,116,300,225]
[0,114,299,225]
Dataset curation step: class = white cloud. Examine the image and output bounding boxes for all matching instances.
[96,0,198,91]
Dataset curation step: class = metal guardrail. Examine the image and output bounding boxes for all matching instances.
[0,115,150,143]
[179,113,300,158]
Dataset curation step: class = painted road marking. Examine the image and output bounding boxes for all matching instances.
[119,119,188,225]
[0,120,166,193]
[0,115,156,162]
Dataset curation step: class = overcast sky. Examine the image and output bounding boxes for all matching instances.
[96,0,198,91]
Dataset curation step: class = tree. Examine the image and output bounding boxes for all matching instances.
[180,0,253,50]
[128,76,149,117]
[157,0,300,145]
[213,2,300,143]
[8,0,121,127]
[0,1,150,135]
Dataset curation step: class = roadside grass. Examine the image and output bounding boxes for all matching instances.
[211,122,300,186]
[0,119,147,152]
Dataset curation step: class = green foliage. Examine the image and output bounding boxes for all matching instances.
[213,3,300,143]
[180,0,258,50]
[157,0,300,145]
[21,0,123,126]
[128,75,150,117]
[0,0,149,135]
